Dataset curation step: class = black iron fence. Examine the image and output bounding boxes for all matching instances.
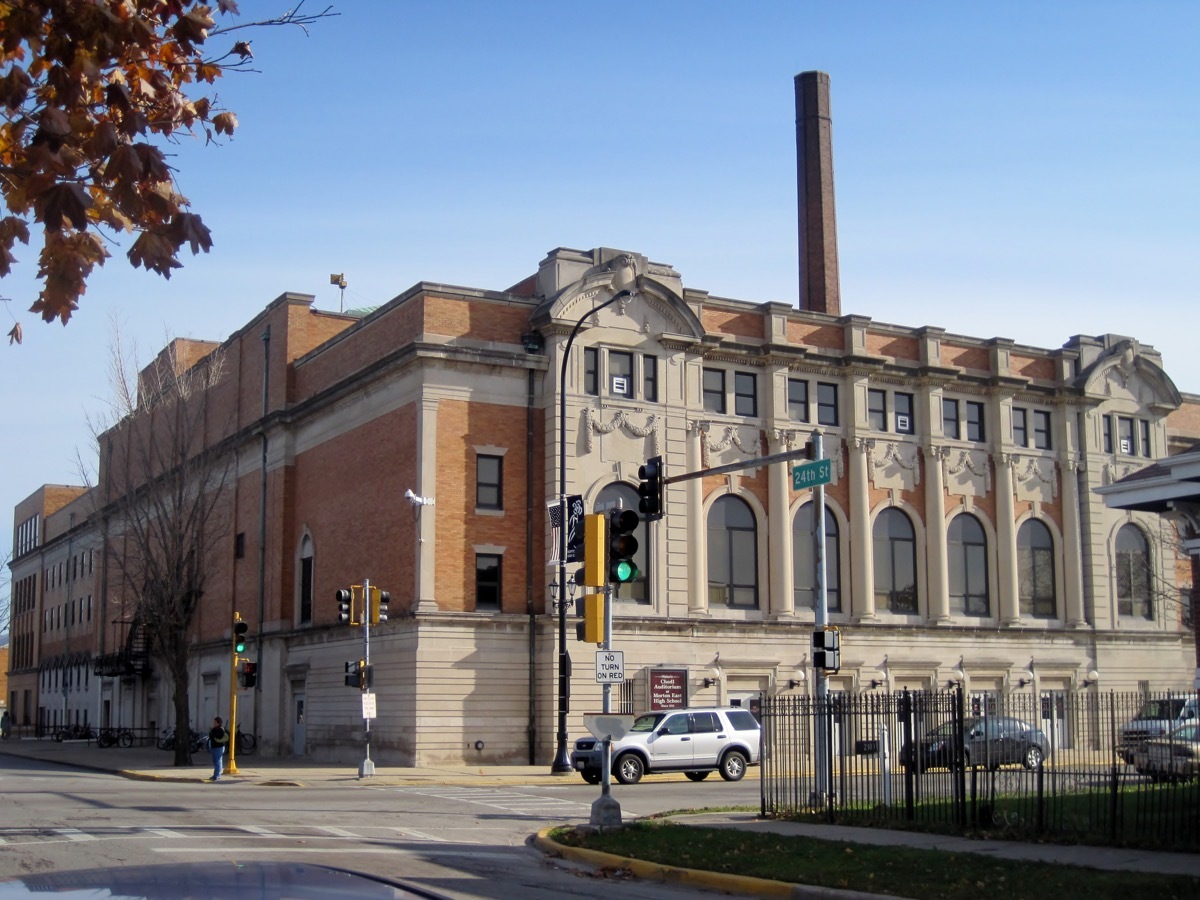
[760,688,1200,851]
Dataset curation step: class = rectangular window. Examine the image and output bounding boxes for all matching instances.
[787,379,809,422]
[734,372,757,417]
[234,532,245,559]
[965,401,985,442]
[1103,416,1113,453]
[643,354,658,402]
[583,348,598,396]
[1033,410,1052,450]
[895,392,914,434]
[1012,407,1028,447]
[609,351,633,398]
[703,368,726,414]
[1117,416,1135,455]
[476,454,503,510]
[475,554,501,611]
[817,383,839,426]
[1140,419,1151,458]
[943,398,960,440]
[867,389,887,431]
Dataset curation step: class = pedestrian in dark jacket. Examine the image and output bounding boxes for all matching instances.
[207,717,229,781]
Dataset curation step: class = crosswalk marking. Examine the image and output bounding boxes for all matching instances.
[314,825,358,837]
[54,827,97,842]
[238,825,280,836]
[144,827,186,838]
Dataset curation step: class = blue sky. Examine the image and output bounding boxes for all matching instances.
[2,0,1198,576]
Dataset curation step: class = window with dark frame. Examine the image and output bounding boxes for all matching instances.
[868,389,887,431]
[873,508,917,613]
[608,351,633,398]
[734,371,757,417]
[1032,410,1052,449]
[703,368,726,414]
[817,382,839,426]
[793,502,841,612]
[475,553,501,611]
[1103,416,1113,453]
[476,454,503,510]
[788,379,809,422]
[966,401,985,442]
[943,398,961,440]
[706,496,758,609]
[895,392,915,434]
[948,514,989,616]
[1115,524,1152,620]
[1118,416,1135,455]
[1139,419,1151,458]
[643,354,658,402]
[1012,407,1028,447]
[583,348,598,396]
[234,532,245,559]
[299,554,313,624]
[1017,519,1056,618]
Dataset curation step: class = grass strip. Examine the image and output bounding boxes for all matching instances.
[550,820,1200,900]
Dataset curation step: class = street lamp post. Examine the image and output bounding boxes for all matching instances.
[551,259,638,773]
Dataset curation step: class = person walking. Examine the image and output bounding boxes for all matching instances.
[207,716,229,781]
[1,710,10,740]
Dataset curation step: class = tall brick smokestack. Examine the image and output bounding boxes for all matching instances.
[795,71,841,315]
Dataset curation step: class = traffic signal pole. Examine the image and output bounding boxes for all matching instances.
[812,431,832,802]
[360,579,375,779]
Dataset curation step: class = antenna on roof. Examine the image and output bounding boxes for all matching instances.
[329,273,347,312]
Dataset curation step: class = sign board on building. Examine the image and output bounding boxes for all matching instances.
[595,650,624,683]
[648,668,688,711]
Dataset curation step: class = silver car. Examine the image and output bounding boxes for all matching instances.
[1140,722,1200,782]
[571,707,761,785]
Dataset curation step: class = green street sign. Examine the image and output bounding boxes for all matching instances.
[793,458,832,490]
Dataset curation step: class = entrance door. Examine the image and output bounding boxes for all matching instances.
[292,693,306,757]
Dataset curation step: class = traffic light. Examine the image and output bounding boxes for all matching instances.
[370,589,390,624]
[233,615,248,654]
[812,627,841,673]
[582,593,605,643]
[344,659,366,689]
[240,661,258,688]
[637,455,664,521]
[581,513,607,588]
[336,588,354,625]
[607,508,639,584]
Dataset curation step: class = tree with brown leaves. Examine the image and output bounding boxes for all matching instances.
[0,1,335,339]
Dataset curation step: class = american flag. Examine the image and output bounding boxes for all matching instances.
[547,500,564,567]
[548,495,584,567]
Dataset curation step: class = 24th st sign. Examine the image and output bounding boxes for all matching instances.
[793,458,832,490]
[595,650,625,683]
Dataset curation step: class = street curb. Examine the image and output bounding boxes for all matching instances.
[533,826,905,900]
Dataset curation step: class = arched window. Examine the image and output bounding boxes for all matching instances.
[873,508,917,613]
[707,495,758,609]
[948,514,989,616]
[793,503,840,612]
[298,534,314,624]
[1017,519,1056,618]
[595,483,649,604]
[1116,524,1152,620]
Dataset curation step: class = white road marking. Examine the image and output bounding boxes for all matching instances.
[54,827,97,842]
[389,826,450,842]
[237,825,280,836]
[144,827,186,838]
[154,846,512,858]
[314,825,358,837]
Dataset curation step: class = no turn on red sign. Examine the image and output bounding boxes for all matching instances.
[595,650,624,683]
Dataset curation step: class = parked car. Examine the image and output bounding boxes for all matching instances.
[571,707,761,785]
[1135,722,1200,782]
[901,716,1050,773]
[1117,696,1198,765]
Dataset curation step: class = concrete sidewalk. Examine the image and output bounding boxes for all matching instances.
[4,735,1199,887]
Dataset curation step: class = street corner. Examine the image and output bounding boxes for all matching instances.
[532,826,800,899]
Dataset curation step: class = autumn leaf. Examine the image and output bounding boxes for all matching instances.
[7,322,22,345]
[169,212,213,255]
[35,183,93,231]
[212,111,238,136]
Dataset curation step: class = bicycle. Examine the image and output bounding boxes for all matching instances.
[235,726,256,755]
[97,727,135,749]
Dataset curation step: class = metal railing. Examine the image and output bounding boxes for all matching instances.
[760,687,1200,851]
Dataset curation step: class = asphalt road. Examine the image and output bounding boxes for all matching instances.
[0,755,764,899]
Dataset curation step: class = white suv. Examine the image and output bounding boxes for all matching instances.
[571,707,761,785]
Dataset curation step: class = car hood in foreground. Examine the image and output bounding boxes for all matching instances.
[0,861,450,899]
